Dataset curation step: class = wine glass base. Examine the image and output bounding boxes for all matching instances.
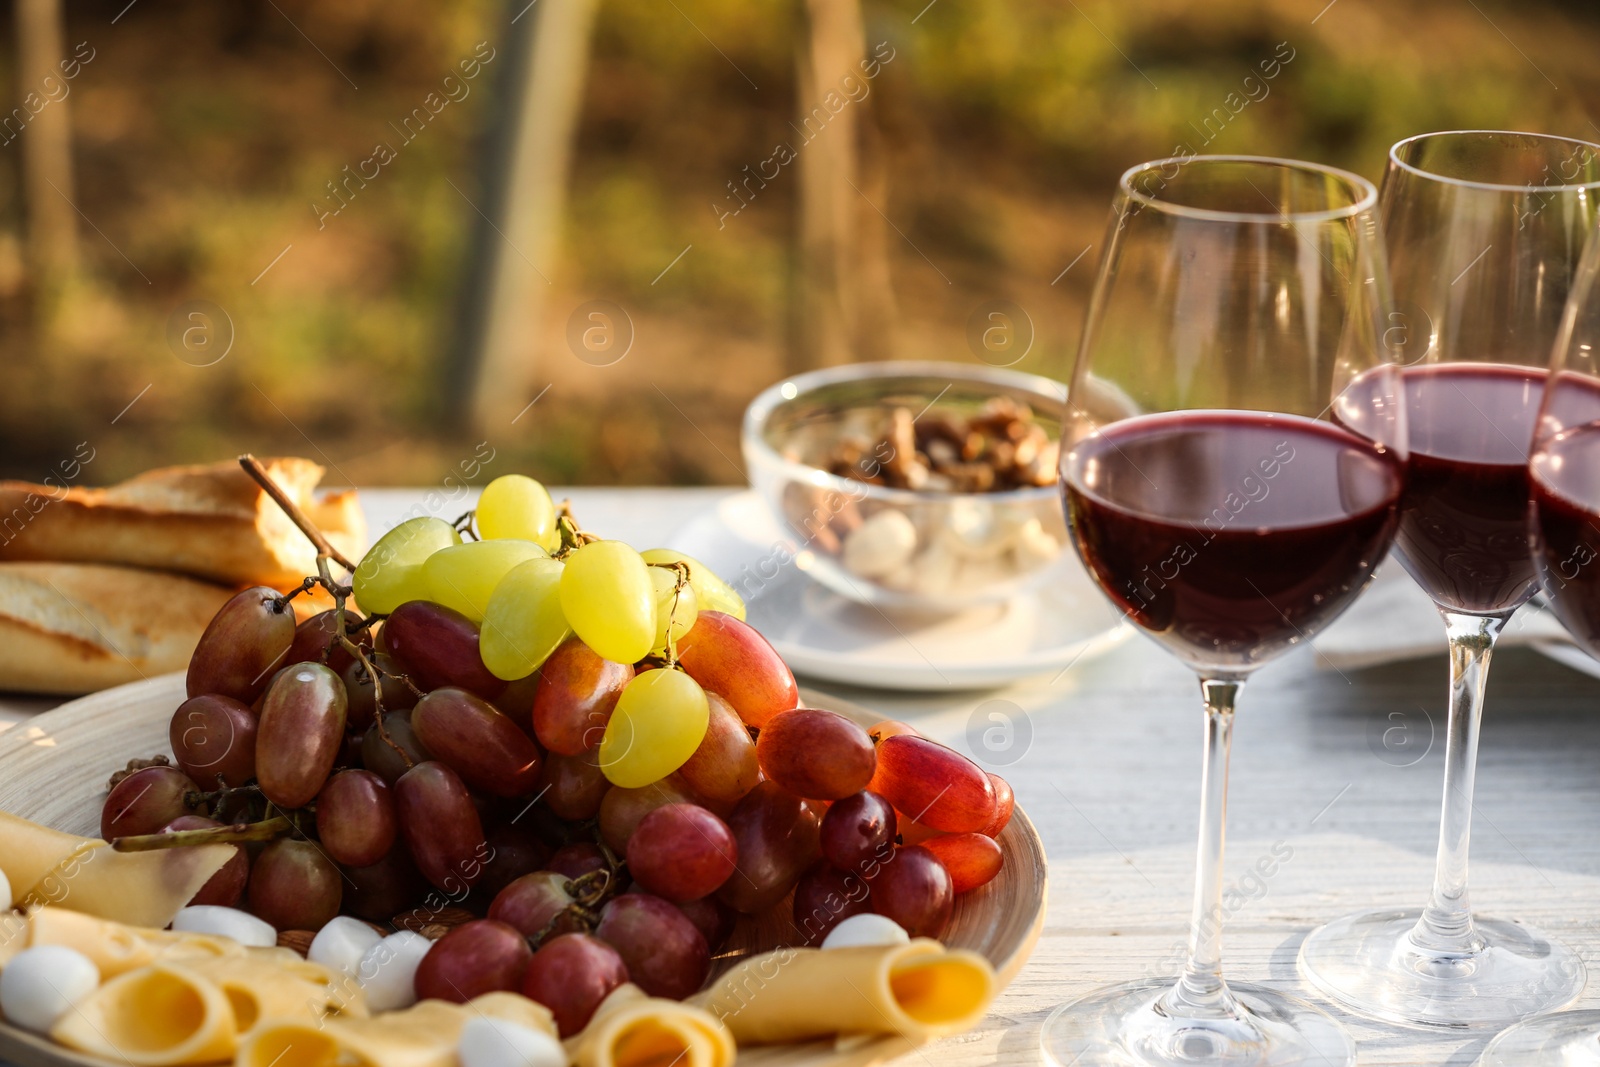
[1298,908,1583,1030]
[1040,977,1356,1067]
[1477,1009,1600,1066]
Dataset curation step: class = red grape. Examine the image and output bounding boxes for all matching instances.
[186,586,297,703]
[595,893,709,1000]
[476,823,552,901]
[540,750,609,821]
[820,791,897,874]
[547,843,607,881]
[716,781,822,915]
[597,777,702,854]
[793,862,872,944]
[530,639,632,755]
[247,838,342,931]
[102,766,202,841]
[522,933,628,1037]
[383,600,506,700]
[494,672,542,735]
[896,811,946,847]
[980,774,1014,838]
[677,693,759,810]
[163,816,248,908]
[413,920,532,1002]
[341,653,418,731]
[315,769,396,867]
[867,719,920,743]
[870,845,952,937]
[757,708,875,800]
[921,833,1004,894]
[869,735,996,833]
[676,611,798,728]
[675,896,735,952]
[411,687,542,798]
[361,712,433,785]
[394,761,488,893]
[256,662,348,809]
[169,695,258,789]
[489,871,579,938]
[285,609,368,675]
[627,804,737,902]
[341,847,425,922]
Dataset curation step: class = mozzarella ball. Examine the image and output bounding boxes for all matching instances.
[0,867,10,912]
[458,1015,566,1067]
[0,946,100,1032]
[309,916,383,978]
[356,930,431,1012]
[171,905,277,948]
[821,913,910,950]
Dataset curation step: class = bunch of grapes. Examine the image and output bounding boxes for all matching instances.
[100,464,1015,1032]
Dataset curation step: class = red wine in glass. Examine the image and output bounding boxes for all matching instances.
[1063,411,1404,672]
[1391,363,1546,615]
[1531,418,1600,649]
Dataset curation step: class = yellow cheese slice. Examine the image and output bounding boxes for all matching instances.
[50,961,238,1066]
[24,907,245,977]
[568,984,735,1067]
[0,811,232,928]
[183,954,347,1037]
[691,938,995,1045]
[236,990,556,1067]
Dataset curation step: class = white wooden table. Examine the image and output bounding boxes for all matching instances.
[6,487,1600,1067]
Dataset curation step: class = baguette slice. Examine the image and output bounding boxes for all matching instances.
[0,458,366,587]
[0,562,234,694]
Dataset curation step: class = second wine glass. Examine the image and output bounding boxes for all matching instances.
[1298,129,1599,1030]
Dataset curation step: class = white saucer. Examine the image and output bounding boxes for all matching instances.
[668,491,1130,691]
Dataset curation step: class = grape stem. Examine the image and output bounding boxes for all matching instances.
[237,455,357,573]
[554,503,598,558]
[451,510,479,541]
[112,816,293,852]
[646,561,692,667]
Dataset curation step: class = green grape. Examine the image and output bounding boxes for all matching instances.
[352,517,461,614]
[640,549,746,621]
[423,539,546,621]
[648,566,699,655]
[598,669,710,788]
[476,474,560,552]
[480,557,571,680]
[559,540,655,664]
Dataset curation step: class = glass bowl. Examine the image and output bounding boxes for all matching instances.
[741,361,1069,613]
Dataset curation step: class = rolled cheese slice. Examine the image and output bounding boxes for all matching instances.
[50,961,237,1066]
[182,954,350,1037]
[0,811,233,928]
[236,990,555,1067]
[568,984,735,1067]
[691,938,995,1044]
[22,907,245,978]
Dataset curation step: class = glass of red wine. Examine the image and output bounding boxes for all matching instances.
[1043,156,1403,1067]
[1476,194,1600,1067]
[1298,130,1599,1029]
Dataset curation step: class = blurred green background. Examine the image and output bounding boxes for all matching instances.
[0,0,1597,488]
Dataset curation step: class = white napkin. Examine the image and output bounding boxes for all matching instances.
[1312,564,1576,671]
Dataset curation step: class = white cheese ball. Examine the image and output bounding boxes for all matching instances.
[171,905,277,948]
[821,913,910,950]
[357,930,432,1012]
[842,509,917,578]
[0,867,10,912]
[458,1015,566,1067]
[0,946,100,1032]
[309,916,383,978]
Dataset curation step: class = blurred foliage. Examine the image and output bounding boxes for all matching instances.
[0,0,1596,489]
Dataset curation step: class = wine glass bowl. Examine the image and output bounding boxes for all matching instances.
[1044,155,1399,1067]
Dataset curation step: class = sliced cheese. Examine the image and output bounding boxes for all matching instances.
[236,990,556,1067]
[183,954,346,1036]
[0,811,233,928]
[691,938,995,1045]
[50,961,237,1066]
[25,907,244,977]
[569,984,735,1067]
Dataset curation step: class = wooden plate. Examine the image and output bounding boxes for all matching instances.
[0,674,1047,1067]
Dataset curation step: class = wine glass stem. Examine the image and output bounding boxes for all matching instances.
[1411,610,1508,954]
[1163,676,1243,1019]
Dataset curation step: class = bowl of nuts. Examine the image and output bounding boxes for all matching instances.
[741,361,1069,612]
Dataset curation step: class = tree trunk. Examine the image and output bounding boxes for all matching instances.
[14,0,76,292]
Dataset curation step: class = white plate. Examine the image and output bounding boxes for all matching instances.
[669,491,1130,690]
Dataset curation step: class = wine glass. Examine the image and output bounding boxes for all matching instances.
[1043,155,1403,1067]
[1476,188,1600,1067]
[1298,130,1599,1030]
